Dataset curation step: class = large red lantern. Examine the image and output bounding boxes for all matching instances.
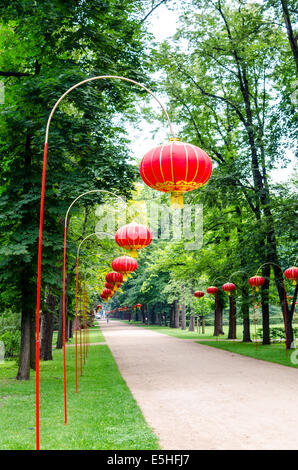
[112,255,138,281]
[194,291,205,298]
[249,276,265,292]
[115,222,153,258]
[140,139,212,208]
[206,286,219,295]
[222,283,236,295]
[284,267,298,285]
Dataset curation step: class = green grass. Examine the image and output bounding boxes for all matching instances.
[197,340,298,369]
[0,333,159,450]
[52,325,105,345]
[119,320,245,340]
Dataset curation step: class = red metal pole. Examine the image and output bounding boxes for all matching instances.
[215,293,218,342]
[35,141,48,450]
[80,273,82,376]
[232,294,235,343]
[62,225,67,425]
[75,257,79,392]
[283,279,288,357]
[251,287,258,351]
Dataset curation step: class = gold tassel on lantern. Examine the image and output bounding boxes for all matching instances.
[171,192,184,209]
[130,249,138,258]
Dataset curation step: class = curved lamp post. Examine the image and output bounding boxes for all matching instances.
[75,231,113,393]
[36,75,175,450]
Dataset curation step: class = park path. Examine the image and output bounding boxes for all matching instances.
[100,320,298,450]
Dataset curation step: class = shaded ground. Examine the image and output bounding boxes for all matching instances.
[101,320,298,450]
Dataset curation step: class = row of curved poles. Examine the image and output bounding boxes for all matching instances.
[35,75,176,450]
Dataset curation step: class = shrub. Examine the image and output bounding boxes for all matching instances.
[0,330,21,358]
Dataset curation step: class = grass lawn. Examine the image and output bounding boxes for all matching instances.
[0,333,159,450]
[52,325,105,345]
[197,340,298,369]
[119,319,246,340]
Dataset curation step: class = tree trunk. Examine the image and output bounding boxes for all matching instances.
[174,300,179,328]
[170,303,175,328]
[213,292,224,336]
[200,315,205,335]
[228,295,237,339]
[241,284,251,342]
[280,0,298,71]
[56,295,63,349]
[188,315,195,332]
[181,304,186,330]
[16,307,31,380]
[17,265,35,380]
[40,290,56,361]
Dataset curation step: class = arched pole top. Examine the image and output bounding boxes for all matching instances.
[65,189,133,229]
[45,75,176,143]
[77,230,114,260]
[230,270,248,281]
[212,276,227,285]
[256,262,283,276]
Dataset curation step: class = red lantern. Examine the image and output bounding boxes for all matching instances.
[106,272,123,284]
[105,282,114,290]
[140,139,212,208]
[112,255,138,281]
[249,276,265,292]
[96,304,102,312]
[284,267,298,285]
[206,286,219,295]
[222,283,236,295]
[194,291,205,298]
[115,222,153,258]
[100,288,112,303]
[136,303,142,308]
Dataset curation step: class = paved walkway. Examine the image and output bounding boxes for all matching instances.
[100,320,298,450]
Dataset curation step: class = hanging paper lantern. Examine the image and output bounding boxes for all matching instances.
[284,267,298,285]
[105,282,114,290]
[96,304,102,312]
[222,283,236,295]
[140,139,212,208]
[207,286,219,295]
[194,291,205,298]
[100,288,112,303]
[248,276,265,292]
[115,222,153,258]
[112,255,138,281]
[136,303,142,308]
[106,271,123,284]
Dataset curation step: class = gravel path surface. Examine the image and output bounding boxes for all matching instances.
[101,320,298,450]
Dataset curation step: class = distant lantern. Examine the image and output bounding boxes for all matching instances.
[115,222,153,258]
[140,139,212,208]
[222,283,236,295]
[136,303,142,308]
[206,286,219,295]
[284,267,298,285]
[106,271,123,289]
[100,288,112,303]
[111,255,138,281]
[194,291,205,298]
[249,276,265,292]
